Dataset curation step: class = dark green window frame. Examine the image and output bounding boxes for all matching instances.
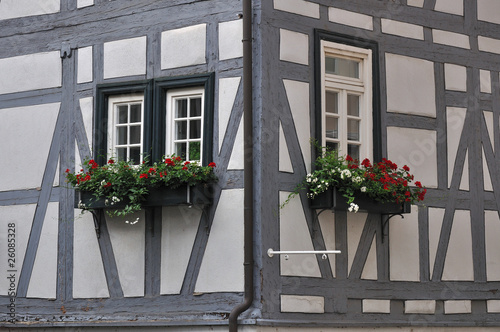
[314,30,382,161]
[94,73,214,166]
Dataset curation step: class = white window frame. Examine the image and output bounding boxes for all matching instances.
[107,93,145,164]
[321,40,373,161]
[165,87,205,162]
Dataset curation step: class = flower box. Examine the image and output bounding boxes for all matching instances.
[309,187,411,214]
[74,184,213,210]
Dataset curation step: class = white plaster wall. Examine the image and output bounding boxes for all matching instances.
[478,36,500,55]
[385,53,436,118]
[434,0,464,15]
[405,300,436,314]
[281,295,325,313]
[485,210,500,281]
[444,63,467,91]
[361,237,377,280]
[77,46,93,84]
[381,19,424,40]
[442,210,473,281]
[346,213,369,277]
[428,208,445,279]
[446,107,468,190]
[219,20,243,61]
[279,192,321,278]
[0,103,59,191]
[106,211,146,297]
[283,79,311,173]
[161,24,206,69]
[329,7,373,30]
[389,206,419,281]
[433,30,470,49]
[362,299,391,313]
[279,123,294,173]
[478,0,500,24]
[73,211,109,298]
[407,0,425,7]
[195,189,244,293]
[103,37,147,79]
[80,97,94,149]
[0,0,59,20]
[480,69,492,93]
[26,202,59,299]
[318,210,336,277]
[273,0,320,19]
[387,127,438,188]
[0,51,61,95]
[444,300,471,314]
[227,117,244,170]
[0,204,36,295]
[77,0,94,9]
[218,77,241,153]
[280,29,309,65]
[160,206,201,294]
[483,111,494,191]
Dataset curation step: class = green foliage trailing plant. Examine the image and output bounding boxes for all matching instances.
[66,156,217,218]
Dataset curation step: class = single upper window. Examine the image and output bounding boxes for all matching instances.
[320,40,373,161]
[107,94,145,165]
[166,87,205,162]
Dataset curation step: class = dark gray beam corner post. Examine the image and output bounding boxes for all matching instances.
[228,0,254,331]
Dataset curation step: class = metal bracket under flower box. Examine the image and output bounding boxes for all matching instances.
[309,187,411,242]
[74,184,213,237]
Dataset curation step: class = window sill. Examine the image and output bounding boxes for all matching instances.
[309,187,411,214]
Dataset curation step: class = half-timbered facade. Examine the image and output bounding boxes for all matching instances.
[1,0,500,331]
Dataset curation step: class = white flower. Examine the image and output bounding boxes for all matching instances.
[105,199,109,205]
[130,217,140,225]
[100,180,107,186]
[352,176,363,184]
[77,200,85,209]
[348,202,359,213]
[360,186,367,192]
[340,169,351,179]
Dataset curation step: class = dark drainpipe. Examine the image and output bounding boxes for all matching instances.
[228,0,253,331]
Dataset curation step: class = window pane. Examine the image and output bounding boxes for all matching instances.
[190,120,202,139]
[129,147,141,165]
[118,106,128,124]
[325,117,338,139]
[347,119,360,141]
[175,121,187,140]
[176,99,188,118]
[326,141,338,152]
[175,142,187,159]
[190,97,202,117]
[348,144,359,161]
[117,147,127,161]
[347,94,360,116]
[325,56,359,78]
[130,104,141,122]
[326,91,338,114]
[130,125,141,144]
[189,141,201,161]
[117,127,127,145]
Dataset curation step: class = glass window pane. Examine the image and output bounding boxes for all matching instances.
[325,56,359,78]
[190,97,202,117]
[117,127,127,145]
[175,142,187,159]
[190,120,202,139]
[326,91,338,114]
[130,104,141,122]
[189,141,201,161]
[130,125,141,144]
[348,144,359,161]
[347,119,360,141]
[176,99,188,118]
[118,106,128,123]
[347,94,360,116]
[117,147,127,161]
[325,117,338,139]
[175,121,187,140]
[326,141,338,152]
[129,147,141,165]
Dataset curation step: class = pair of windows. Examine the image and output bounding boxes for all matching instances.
[94,74,214,166]
[317,32,380,161]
